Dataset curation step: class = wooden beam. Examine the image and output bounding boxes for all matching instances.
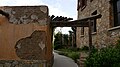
[51,21,89,27]
[88,19,92,53]
[70,14,102,23]
[51,14,102,27]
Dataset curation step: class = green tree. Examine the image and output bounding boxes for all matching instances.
[63,34,69,46]
[68,31,73,46]
[54,32,62,50]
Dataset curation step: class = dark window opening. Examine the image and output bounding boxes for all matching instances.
[90,0,93,2]
[81,0,87,11]
[81,0,86,7]
[77,0,81,10]
[113,0,120,27]
[91,20,97,32]
[81,27,84,35]
[91,10,97,32]
[77,0,87,11]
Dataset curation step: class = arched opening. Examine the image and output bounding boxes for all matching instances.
[50,15,77,50]
[50,14,102,51]
[53,27,76,50]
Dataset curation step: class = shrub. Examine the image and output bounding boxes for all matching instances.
[67,52,80,62]
[80,46,89,52]
[85,39,120,67]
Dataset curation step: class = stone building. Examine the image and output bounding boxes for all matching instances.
[76,0,120,48]
[0,6,53,67]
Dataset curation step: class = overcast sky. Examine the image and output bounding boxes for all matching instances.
[0,0,77,34]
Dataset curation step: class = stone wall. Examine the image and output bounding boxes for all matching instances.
[0,6,53,67]
[77,0,120,48]
[0,60,47,67]
[0,6,48,25]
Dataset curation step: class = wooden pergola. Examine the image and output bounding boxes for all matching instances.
[51,14,102,52]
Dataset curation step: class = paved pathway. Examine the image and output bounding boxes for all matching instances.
[52,52,78,67]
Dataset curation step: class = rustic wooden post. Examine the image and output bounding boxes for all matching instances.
[88,19,92,53]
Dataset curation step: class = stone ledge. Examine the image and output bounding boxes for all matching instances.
[108,26,120,31]
[80,32,97,38]
[92,32,97,35]
[80,35,84,37]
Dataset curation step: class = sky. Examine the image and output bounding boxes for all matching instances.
[0,0,77,34]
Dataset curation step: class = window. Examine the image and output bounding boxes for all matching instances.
[81,27,84,35]
[90,0,93,2]
[77,0,87,11]
[113,0,120,27]
[77,0,81,10]
[91,20,97,32]
[91,10,97,32]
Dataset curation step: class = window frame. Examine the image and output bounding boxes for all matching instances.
[81,27,84,35]
[77,0,87,11]
[90,0,93,2]
[113,0,120,27]
[91,10,97,33]
[91,19,97,33]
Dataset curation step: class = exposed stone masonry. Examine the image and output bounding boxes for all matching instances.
[0,60,47,67]
[15,31,46,60]
[0,6,48,25]
[76,0,120,48]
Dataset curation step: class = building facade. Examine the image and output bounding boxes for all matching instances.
[76,0,120,48]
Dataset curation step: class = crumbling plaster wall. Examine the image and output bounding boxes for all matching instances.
[0,6,53,61]
[0,6,48,25]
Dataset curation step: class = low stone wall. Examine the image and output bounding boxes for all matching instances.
[77,52,88,67]
[0,60,47,67]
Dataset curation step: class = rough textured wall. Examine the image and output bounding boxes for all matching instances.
[0,6,48,25]
[76,0,120,48]
[0,60,47,67]
[0,6,53,63]
[15,31,46,60]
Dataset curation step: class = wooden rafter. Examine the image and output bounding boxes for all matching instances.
[51,14,102,27]
[51,21,89,27]
[50,15,73,21]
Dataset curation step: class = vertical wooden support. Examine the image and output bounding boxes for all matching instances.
[88,19,92,53]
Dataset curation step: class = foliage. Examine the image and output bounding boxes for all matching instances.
[57,48,80,62]
[54,32,62,50]
[68,30,73,46]
[67,52,80,62]
[54,32,69,50]
[85,39,120,67]
[62,34,69,45]
[81,46,89,52]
